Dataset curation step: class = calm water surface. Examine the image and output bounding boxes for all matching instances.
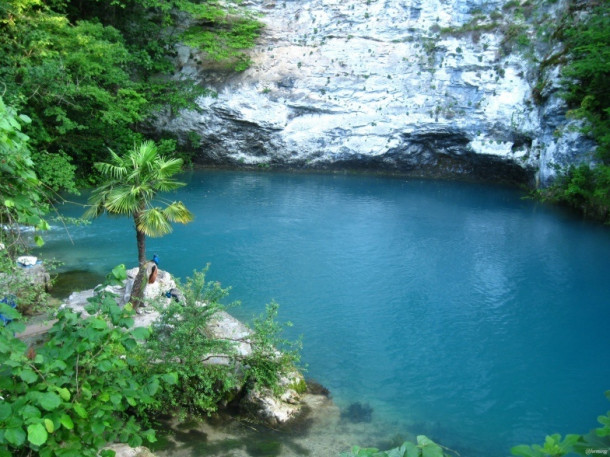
[39,170,610,456]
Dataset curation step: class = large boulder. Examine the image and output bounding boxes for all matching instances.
[62,268,308,425]
[16,256,52,292]
[239,370,306,426]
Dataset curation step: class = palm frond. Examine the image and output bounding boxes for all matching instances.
[95,162,128,180]
[137,208,173,237]
[104,189,139,215]
[94,148,128,180]
[157,158,184,178]
[162,202,194,224]
[107,148,124,166]
[137,141,159,169]
[155,179,187,193]
[83,202,105,219]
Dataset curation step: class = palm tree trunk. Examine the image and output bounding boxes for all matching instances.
[129,220,147,310]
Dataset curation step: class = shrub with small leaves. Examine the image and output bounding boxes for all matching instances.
[139,268,240,418]
[0,287,176,457]
[242,301,302,395]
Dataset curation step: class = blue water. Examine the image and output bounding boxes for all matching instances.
[39,170,610,456]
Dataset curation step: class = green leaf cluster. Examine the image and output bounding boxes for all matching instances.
[85,140,193,240]
[241,301,302,395]
[180,3,263,72]
[0,290,176,457]
[137,268,303,418]
[0,0,261,189]
[0,96,49,250]
[561,2,610,161]
[138,268,239,417]
[340,435,447,457]
[541,163,610,222]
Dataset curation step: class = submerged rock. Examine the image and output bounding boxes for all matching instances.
[155,0,593,186]
[341,402,374,423]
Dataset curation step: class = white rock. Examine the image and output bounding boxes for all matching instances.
[155,0,593,187]
[17,256,37,266]
[101,444,156,457]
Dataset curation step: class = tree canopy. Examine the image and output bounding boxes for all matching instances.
[0,96,49,251]
[0,0,262,190]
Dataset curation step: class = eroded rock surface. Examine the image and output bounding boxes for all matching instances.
[155,0,593,186]
[62,268,306,426]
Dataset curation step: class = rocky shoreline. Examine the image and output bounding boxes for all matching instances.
[56,267,331,456]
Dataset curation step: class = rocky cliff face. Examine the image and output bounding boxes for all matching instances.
[155,0,595,186]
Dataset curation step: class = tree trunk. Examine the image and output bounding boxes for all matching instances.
[136,215,147,266]
[129,221,147,310]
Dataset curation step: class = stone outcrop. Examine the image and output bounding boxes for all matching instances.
[239,370,306,426]
[154,0,594,186]
[62,267,306,426]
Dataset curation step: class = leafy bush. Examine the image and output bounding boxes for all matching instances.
[0,96,49,250]
[139,269,303,417]
[562,3,610,161]
[532,2,610,221]
[139,268,239,417]
[242,301,302,395]
[0,0,260,189]
[541,164,610,223]
[0,289,176,457]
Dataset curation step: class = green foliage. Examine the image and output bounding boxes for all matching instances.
[340,436,448,457]
[0,5,146,179]
[532,1,610,221]
[138,268,303,417]
[0,96,49,251]
[181,7,263,72]
[31,151,78,195]
[242,301,302,395]
[140,268,239,417]
[561,2,610,161]
[511,391,610,457]
[540,164,610,222]
[0,0,261,188]
[0,287,175,457]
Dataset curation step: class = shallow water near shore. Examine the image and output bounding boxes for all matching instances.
[40,170,610,456]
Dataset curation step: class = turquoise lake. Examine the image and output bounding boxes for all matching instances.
[39,170,610,456]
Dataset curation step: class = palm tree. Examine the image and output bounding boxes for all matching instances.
[84,140,193,308]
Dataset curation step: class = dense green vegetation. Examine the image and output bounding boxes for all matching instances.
[0,0,261,191]
[139,269,302,418]
[536,1,610,222]
[0,267,301,456]
[0,275,171,457]
[0,97,49,251]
